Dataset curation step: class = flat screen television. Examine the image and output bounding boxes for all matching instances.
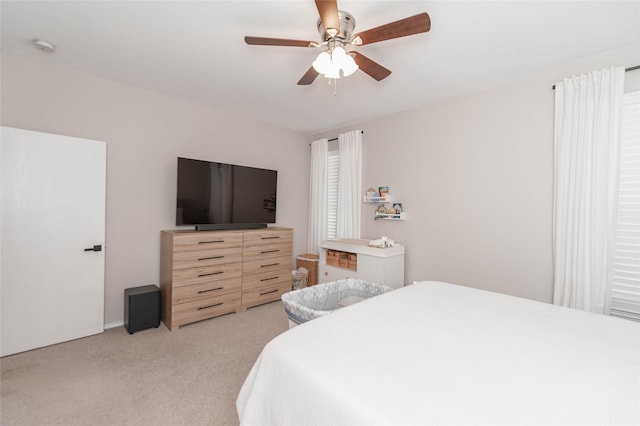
[176,157,277,230]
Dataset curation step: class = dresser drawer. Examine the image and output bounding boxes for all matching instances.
[242,255,292,276]
[173,277,242,305]
[243,229,293,247]
[172,291,241,327]
[242,268,291,291]
[173,232,243,253]
[173,246,243,270]
[243,243,292,261]
[172,262,242,287]
[242,281,290,308]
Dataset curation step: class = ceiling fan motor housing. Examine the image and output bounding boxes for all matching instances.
[317,11,356,42]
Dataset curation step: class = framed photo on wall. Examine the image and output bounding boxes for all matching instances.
[391,203,403,214]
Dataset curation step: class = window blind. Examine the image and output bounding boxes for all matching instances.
[326,149,339,240]
[611,91,640,321]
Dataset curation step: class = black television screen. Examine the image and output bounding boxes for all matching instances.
[176,157,277,230]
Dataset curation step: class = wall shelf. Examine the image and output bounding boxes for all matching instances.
[375,212,406,221]
[364,188,404,221]
[363,194,390,203]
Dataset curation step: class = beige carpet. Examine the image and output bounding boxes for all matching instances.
[1,301,288,426]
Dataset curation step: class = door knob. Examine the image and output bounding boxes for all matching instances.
[84,244,102,252]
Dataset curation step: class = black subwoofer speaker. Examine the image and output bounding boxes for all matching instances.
[124,285,161,334]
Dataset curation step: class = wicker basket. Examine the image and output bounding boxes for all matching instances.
[296,253,319,286]
[292,271,308,290]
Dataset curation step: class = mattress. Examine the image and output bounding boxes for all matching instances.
[236,281,640,425]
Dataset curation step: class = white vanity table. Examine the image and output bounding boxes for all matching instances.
[319,239,405,288]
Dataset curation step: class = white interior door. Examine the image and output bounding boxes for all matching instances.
[1,127,106,357]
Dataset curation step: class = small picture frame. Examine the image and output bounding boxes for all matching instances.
[390,203,403,214]
[366,187,379,198]
[376,204,387,214]
[378,186,389,197]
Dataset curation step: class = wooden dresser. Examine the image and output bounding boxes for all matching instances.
[160,227,292,330]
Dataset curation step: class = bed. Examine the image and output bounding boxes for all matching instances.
[236,281,640,425]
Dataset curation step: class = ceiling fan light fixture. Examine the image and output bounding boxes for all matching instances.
[332,45,347,59]
[312,51,331,74]
[313,45,359,79]
[341,55,359,77]
[324,67,341,79]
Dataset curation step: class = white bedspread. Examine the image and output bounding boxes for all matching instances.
[236,281,640,425]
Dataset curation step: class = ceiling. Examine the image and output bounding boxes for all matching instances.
[1,1,639,135]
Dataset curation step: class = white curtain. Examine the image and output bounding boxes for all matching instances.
[307,138,328,254]
[553,67,625,314]
[336,130,362,239]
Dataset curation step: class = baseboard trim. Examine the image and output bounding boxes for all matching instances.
[104,320,124,330]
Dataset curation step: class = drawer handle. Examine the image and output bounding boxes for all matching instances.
[198,287,224,294]
[198,271,223,277]
[261,236,280,240]
[260,276,279,282]
[260,249,280,254]
[259,289,279,296]
[198,255,224,261]
[198,302,223,310]
[260,262,280,268]
[198,240,224,244]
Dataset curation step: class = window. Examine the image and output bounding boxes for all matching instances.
[326,147,339,239]
[611,91,640,321]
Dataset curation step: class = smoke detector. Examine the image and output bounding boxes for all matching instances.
[32,39,56,53]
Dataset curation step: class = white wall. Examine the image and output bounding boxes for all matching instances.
[316,45,640,303]
[1,53,310,326]
[3,45,637,324]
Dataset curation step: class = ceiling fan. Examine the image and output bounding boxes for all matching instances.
[244,0,431,85]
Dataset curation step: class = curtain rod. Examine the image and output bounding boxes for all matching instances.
[309,130,364,145]
[327,130,364,142]
[552,65,640,90]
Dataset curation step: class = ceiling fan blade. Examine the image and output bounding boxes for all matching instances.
[351,12,430,46]
[352,52,391,81]
[244,36,317,48]
[297,67,320,85]
[315,0,340,36]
